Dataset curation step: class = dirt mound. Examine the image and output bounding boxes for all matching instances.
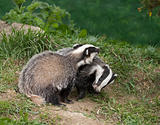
[0,20,43,35]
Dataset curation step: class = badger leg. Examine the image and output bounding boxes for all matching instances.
[76,87,86,100]
[45,92,63,106]
[88,84,96,94]
[44,84,65,106]
[60,87,73,104]
[60,81,74,104]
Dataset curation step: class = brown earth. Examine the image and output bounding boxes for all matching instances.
[0,20,43,36]
[0,89,113,125]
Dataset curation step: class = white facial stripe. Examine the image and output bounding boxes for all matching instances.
[76,52,98,68]
[77,60,85,68]
[90,64,104,83]
[97,68,113,91]
[85,52,98,64]
[72,44,98,54]
[105,64,110,68]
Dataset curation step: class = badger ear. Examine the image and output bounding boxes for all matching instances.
[85,49,89,56]
[73,44,83,49]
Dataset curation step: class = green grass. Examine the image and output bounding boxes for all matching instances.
[89,92,160,124]
[52,0,160,46]
[0,29,160,124]
[1,0,160,46]
[0,94,45,124]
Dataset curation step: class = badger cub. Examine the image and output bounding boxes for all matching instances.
[76,57,117,100]
[57,46,117,100]
[18,44,99,106]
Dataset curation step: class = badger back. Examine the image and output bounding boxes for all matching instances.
[18,51,76,95]
[56,47,73,56]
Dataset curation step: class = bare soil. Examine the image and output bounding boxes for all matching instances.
[0,20,43,36]
[0,89,110,125]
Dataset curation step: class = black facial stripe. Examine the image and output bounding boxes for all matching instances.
[84,47,99,57]
[73,44,84,49]
[88,47,99,53]
[96,66,110,86]
[102,74,117,89]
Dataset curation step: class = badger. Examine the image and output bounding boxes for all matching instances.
[56,46,117,100]
[76,58,117,100]
[18,44,99,106]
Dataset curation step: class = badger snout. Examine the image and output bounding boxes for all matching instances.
[92,84,101,93]
[92,73,118,92]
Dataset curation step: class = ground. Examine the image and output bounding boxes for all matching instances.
[0,20,159,125]
[0,89,111,125]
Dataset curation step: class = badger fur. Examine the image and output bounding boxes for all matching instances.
[18,44,99,105]
[56,46,117,100]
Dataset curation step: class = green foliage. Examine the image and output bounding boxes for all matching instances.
[1,0,160,46]
[3,0,74,33]
[78,29,87,38]
[139,0,160,16]
[0,116,45,125]
[53,0,160,46]
[13,0,26,8]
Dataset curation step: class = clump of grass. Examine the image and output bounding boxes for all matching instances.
[40,112,61,125]
[91,94,160,124]
[0,29,56,60]
[0,115,45,125]
[0,58,23,91]
[0,95,35,117]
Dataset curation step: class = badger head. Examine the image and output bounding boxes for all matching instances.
[92,64,117,92]
[72,44,99,68]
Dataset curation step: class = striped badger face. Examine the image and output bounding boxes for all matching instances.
[92,64,117,92]
[72,44,100,67]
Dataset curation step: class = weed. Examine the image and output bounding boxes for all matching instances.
[3,0,74,34]
[40,112,61,125]
[0,115,45,125]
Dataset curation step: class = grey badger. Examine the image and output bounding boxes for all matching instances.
[56,45,117,100]
[18,44,99,105]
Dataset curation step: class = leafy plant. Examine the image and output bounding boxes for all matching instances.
[3,0,74,33]
[138,0,160,16]
[0,116,45,125]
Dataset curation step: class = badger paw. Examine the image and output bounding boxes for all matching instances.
[63,98,73,104]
